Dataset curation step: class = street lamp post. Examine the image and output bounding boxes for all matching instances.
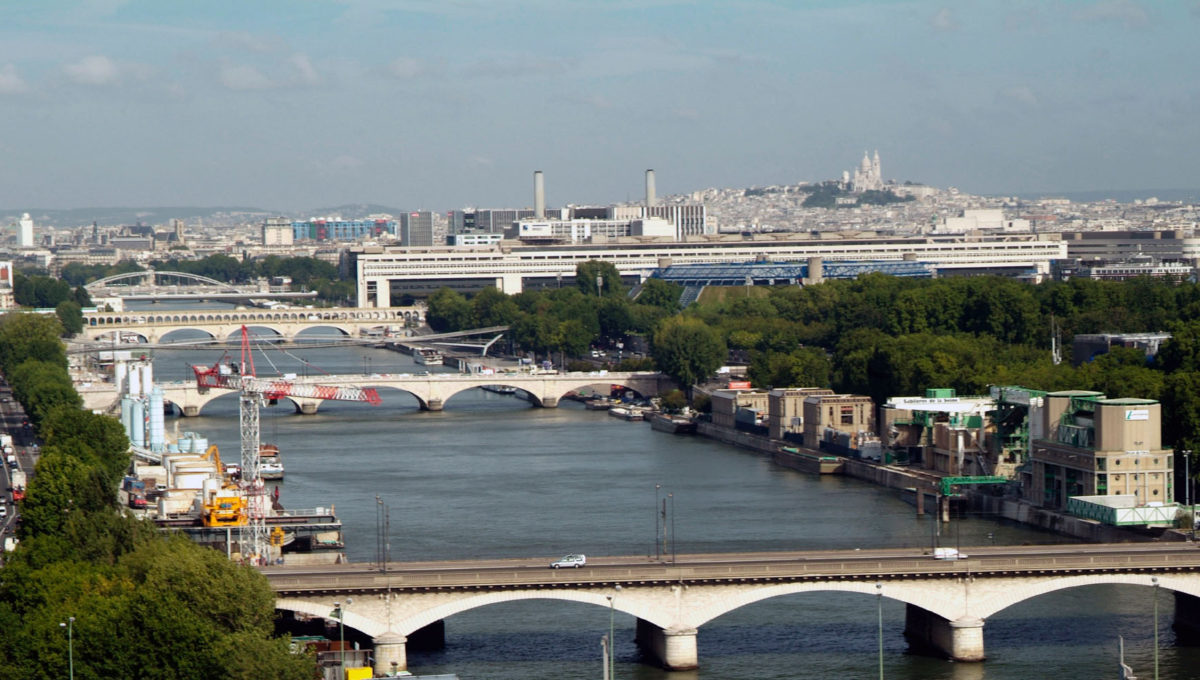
[600,635,609,680]
[1152,577,1159,680]
[654,484,661,560]
[59,616,74,680]
[668,493,676,564]
[876,583,883,680]
[333,598,352,678]
[1184,450,1193,536]
[607,585,621,680]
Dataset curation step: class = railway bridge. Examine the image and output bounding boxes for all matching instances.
[78,371,673,416]
[264,543,1200,676]
[80,306,425,343]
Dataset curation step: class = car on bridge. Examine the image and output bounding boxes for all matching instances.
[550,554,586,569]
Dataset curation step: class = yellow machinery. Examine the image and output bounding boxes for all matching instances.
[201,444,248,527]
[202,492,247,527]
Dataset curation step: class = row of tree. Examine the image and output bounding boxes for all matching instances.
[0,312,314,679]
[426,266,1200,455]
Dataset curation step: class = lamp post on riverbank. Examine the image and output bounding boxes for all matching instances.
[668,492,676,564]
[654,484,661,560]
[59,616,74,680]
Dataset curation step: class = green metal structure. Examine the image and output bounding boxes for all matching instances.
[940,475,1008,497]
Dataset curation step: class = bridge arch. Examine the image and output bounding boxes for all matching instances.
[85,269,243,292]
[681,581,950,628]
[971,572,1197,620]
[276,591,645,639]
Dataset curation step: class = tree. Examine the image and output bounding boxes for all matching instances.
[471,287,520,327]
[652,316,725,398]
[55,300,84,336]
[749,347,831,389]
[575,260,624,297]
[425,288,473,332]
[636,278,683,311]
[0,313,66,373]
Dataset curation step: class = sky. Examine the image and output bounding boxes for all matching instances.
[1,0,1198,212]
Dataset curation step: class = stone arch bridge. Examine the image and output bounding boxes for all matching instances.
[81,306,425,343]
[265,543,1200,676]
[78,371,673,416]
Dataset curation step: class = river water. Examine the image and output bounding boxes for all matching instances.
[135,311,1200,679]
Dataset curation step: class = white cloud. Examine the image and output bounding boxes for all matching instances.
[220,63,274,90]
[930,7,958,31]
[1074,0,1149,29]
[64,55,120,86]
[0,64,28,94]
[387,57,424,79]
[290,54,321,85]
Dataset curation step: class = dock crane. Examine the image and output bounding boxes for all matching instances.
[193,325,382,564]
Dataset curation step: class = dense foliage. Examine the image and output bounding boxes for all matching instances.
[426,269,1200,455]
[0,313,314,680]
[11,273,91,311]
[800,182,914,208]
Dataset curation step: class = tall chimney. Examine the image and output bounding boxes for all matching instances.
[645,169,657,207]
[534,170,545,219]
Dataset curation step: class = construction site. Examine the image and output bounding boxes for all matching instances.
[113,326,382,564]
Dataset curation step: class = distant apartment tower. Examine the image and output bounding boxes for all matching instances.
[400,212,435,247]
[17,213,34,247]
[262,217,294,246]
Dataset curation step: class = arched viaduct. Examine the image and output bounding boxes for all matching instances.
[81,306,424,343]
[78,372,674,416]
[266,544,1200,675]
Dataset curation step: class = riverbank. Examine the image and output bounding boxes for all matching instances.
[697,421,1172,544]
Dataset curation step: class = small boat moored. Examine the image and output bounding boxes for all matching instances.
[258,443,285,480]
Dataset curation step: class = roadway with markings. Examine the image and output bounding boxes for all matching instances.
[263,542,1200,595]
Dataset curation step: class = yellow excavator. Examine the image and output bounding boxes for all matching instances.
[200,445,247,527]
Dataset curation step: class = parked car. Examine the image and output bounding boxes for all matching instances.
[550,554,587,569]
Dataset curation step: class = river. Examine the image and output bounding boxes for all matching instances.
[132,310,1199,679]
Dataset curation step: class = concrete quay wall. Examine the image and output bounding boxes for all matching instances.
[697,422,1163,544]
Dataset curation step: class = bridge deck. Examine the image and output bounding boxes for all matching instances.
[265,542,1200,595]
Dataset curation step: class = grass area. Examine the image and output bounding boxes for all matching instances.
[696,285,773,305]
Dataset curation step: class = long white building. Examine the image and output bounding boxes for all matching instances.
[349,232,1067,306]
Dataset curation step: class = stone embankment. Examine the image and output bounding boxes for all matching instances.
[697,422,1176,544]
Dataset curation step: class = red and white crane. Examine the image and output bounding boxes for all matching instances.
[193,325,381,564]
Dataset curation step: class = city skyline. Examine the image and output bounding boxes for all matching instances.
[1,0,1198,211]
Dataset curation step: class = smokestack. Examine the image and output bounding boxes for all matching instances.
[645,169,657,207]
[534,170,545,219]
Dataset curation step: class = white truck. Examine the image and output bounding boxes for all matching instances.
[933,547,967,560]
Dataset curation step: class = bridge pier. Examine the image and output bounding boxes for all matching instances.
[904,605,985,662]
[1174,592,1200,643]
[291,398,321,415]
[372,632,406,675]
[181,405,201,417]
[425,399,444,411]
[635,619,698,671]
[541,396,559,408]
